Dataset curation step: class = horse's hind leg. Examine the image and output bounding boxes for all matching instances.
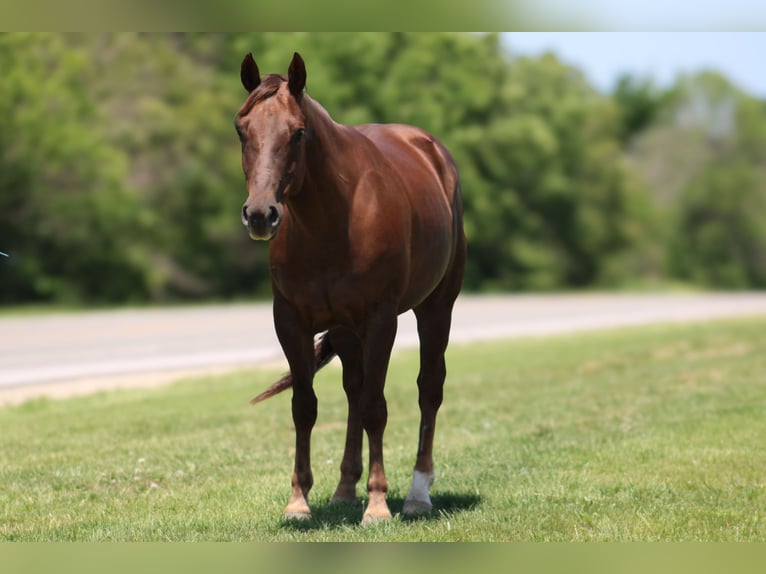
[329,328,364,504]
[404,260,464,515]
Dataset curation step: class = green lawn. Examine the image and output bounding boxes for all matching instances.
[1,316,765,541]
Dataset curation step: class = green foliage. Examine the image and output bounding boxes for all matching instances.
[613,75,665,144]
[2,316,765,540]
[461,54,656,289]
[2,33,765,304]
[627,70,766,288]
[0,34,147,303]
[671,161,766,287]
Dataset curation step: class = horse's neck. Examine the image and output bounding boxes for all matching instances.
[285,98,356,236]
[304,98,354,175]
[305,100,359,196]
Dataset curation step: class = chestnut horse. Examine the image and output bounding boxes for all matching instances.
[236,52,466,525]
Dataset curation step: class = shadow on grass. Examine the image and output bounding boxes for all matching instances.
[281,492,482,531]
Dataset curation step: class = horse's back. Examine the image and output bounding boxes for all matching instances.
[354,123,459,207]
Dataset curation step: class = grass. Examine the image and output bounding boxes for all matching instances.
[1,316,765,541]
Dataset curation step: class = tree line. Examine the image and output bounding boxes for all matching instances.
[1,32,765,305]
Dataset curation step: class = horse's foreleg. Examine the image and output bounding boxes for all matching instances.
[360,308,397,525]
[274,298,317,520]
[329,329,364,504]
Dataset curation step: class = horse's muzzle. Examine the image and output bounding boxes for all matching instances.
[242,203,282,240]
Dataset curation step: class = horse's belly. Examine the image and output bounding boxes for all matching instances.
[401,221,453,311]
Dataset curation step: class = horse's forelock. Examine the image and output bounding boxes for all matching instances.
[239,74,287,115]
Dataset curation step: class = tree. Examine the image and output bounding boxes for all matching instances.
[613,74,665,144]
[627,71,766,287]
[8,33,763,305]
[454,52,656,289]
[0,33,146,303]
[671,160,766,287]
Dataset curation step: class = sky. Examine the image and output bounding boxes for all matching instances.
[502,33,766,98]
[517,0,766,30]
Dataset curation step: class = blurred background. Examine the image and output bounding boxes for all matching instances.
[1,32,765,307]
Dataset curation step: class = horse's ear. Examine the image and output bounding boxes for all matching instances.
[241,52,261,93]
[288,52,306,99]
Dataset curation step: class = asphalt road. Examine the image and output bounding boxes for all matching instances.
[2,293,766,403]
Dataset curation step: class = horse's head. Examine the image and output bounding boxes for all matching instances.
[236,52,308,240]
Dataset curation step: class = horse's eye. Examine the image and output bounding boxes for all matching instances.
[292,128,305,144]
[235,124,246,143]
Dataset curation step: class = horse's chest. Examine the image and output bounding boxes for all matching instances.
[271,264,365,330]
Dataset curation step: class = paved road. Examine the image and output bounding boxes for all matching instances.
[2,293,766,403]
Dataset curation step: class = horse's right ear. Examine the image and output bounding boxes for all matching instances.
[241,53,261,93]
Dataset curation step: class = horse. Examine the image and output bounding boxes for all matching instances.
[236,52,466,525]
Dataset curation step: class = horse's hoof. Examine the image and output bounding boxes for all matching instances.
[330,494,357,505]
[402,499,433,516]
[284,510,312,521]
[284,491,312,521]
[330,484,358,505]
[361,497,392,525]
[361,508,392,526]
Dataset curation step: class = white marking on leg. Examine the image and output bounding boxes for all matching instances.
[404,469,434,509]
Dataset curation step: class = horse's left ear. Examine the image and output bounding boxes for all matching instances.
[288,52,306,99]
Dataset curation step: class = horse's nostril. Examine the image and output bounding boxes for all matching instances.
[242,205,250,224]
[267,205,280,226]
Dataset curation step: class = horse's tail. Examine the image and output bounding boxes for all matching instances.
[250,332,336,404]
